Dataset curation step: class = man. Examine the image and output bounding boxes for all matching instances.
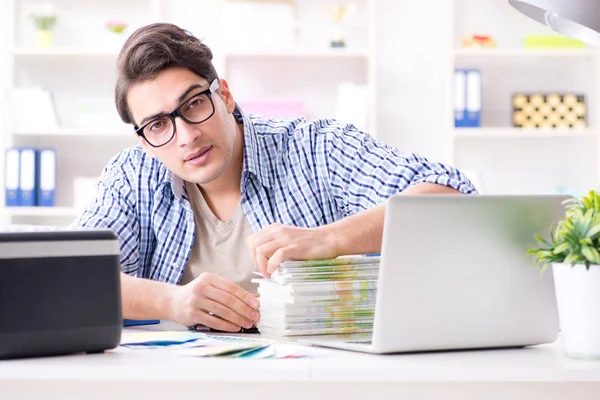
[74,23,476,332]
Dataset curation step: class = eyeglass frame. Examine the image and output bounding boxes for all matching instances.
[133,79,220,148]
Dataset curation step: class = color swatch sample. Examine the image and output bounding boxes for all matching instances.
[120,331,207,348]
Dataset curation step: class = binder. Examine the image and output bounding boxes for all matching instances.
[19,148,37,207]
[454,69,467,127]
[5,148,20,207]
[465,69,482,127]
[36,148,56,207]
[454,69,482,128]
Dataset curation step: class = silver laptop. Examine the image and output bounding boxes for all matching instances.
[302,195,568,354]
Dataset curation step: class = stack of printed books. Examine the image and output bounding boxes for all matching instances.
[253,256,379,338]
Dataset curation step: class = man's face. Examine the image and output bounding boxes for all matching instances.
[127,67,238,186]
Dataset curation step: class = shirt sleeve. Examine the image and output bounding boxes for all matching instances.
[71,167,141,275]
[317,120,478,217]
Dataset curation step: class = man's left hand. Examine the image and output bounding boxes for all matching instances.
[246,224,338,278]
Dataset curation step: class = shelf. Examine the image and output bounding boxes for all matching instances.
[13,127,135,137]
[11,47,120,57]
[226,49,370,58]
[454,128,597,138]
[4,207,81,217]
[454,48,599,59]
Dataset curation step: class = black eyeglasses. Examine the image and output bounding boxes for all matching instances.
[134,79,219,148]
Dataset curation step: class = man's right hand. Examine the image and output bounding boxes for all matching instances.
[168,272,260,332]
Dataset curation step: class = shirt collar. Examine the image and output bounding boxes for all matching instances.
[240,107,271,188]
[170,173,186,201]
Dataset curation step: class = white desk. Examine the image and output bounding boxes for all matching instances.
[1,322,600,400]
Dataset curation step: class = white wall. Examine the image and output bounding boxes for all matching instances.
[375,0,450,161]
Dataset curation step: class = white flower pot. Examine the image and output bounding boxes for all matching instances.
[552,263,600,359]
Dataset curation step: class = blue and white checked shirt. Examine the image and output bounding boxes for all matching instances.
[74,113,476,284]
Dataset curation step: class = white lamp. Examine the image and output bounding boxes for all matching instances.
[509,0,600,46]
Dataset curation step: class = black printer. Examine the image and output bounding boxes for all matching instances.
[0,229,122,359]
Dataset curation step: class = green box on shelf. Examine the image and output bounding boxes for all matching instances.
[523,35,585,48]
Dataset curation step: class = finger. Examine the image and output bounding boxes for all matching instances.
[267,247,291,274]
[202,298,254,329]
[246,224,280,249]
[194,309,242,332]
[255,240,283,277]
[208,274,260,309]
[204,283,260,323]
[246,226,278,270]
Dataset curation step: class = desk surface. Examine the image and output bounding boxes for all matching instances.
[2,321,600,400]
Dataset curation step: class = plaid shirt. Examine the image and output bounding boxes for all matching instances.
[73,113,476,284]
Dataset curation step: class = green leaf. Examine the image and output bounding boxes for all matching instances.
[582,246,600,264]
[587,224,600,238]
[534,233,553,248]
[538,250,555,258]
[553,243,571,254]
[529,190,600,268]
[564,253,582,265]
[580,209,594,233]
[563,218,575,230]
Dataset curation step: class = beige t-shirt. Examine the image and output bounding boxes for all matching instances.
[179,181,257,293]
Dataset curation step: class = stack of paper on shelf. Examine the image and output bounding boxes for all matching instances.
[254,256,379,338]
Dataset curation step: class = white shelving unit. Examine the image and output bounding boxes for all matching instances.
[454,48,599,58]
[0,0,164,226]
[10,47,121,56]
[5,206,80,217]
[13,128,135,137]
[1,0,377,226]
[454,127,597,139]
[216,0,377,137]
[226,49,370,58]
[446,0,600,196]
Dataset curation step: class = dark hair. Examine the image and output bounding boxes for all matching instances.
[115,23,219,125]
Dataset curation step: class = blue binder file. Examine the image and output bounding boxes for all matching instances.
[454,69,467,127]
[455,69,482,128]
[36,148,56,207]
[19,148,37,207]
[465,69,482,127]
[5,148,20,207]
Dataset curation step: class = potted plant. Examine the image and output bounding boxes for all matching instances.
[104,20,128,49]
[29,2,58,48]
[529,190,600,359]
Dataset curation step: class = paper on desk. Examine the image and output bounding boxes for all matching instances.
[120,331,207,348]
[220,344,312,359]
[176,335,314,359]
[272,344,316,358]
[180,342,268,357]
[177,335,268,357]
[227,344,276,359]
